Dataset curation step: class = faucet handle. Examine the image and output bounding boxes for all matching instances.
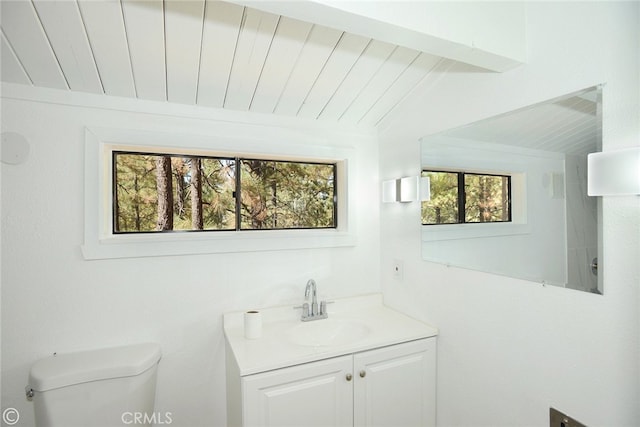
[319,300,334,315]
[293,303,310,318]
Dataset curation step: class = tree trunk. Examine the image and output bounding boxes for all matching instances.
[114,181,121,232]
[134,175,141,231]
[479,178,489,222]
[174,162,186,219]
[156,156,173,231]
[190,158,203,230]
[271,167,277,228]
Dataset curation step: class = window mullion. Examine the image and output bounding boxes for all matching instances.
[458,172,465,224]
[235,157,241,231]
[506,175,512,222]
[112,152,119,233]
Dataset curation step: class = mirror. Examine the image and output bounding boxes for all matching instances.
[420,86,603,294]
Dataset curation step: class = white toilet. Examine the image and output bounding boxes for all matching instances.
[27,343,162,427]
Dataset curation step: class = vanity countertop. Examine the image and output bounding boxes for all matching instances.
[223,294,438,376]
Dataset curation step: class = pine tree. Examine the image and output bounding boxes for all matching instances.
[155,156,173,231]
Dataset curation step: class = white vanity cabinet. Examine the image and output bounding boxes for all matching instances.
[234,338,436,427]
[353,339,436,426]
[241,354,354,426]
[224,295,439,427]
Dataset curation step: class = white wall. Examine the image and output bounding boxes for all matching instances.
[379,2,639,426]
[0,91,380,426]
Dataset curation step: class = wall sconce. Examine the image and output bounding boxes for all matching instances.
[588,147,640,196]
[420,176,431,201]
[382,176,431,203]
[382,179,398,203]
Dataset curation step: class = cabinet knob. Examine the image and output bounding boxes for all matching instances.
[346,373,352,381]
[359,370,366,378]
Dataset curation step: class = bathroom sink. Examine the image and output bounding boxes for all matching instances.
[224,294,439,375]
[286,319,370,347]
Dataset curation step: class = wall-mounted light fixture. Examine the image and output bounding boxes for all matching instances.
[587,147,640,196]
[382,176,431,203]
[382,179,398,203]
[420,176,431,201]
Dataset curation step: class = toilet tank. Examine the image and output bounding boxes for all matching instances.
[28,343,162,427]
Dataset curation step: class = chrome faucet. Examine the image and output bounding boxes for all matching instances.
[305,279,318,316]
[295,279,331,321]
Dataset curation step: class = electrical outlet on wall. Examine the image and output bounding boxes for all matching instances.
[550,408,587,427]
[393,259,404,280]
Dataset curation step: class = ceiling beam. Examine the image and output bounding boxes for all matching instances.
[229,0,526,72]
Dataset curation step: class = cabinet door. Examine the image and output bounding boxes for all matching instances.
[353,339,436,427]
[242,355,353,427]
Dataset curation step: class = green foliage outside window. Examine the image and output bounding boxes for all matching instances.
[240,160,336,230]
[113,154,159,232]
[421,171,459,224]
[113,152,336,233]
[421,170,510,225]
[464,174,511,223]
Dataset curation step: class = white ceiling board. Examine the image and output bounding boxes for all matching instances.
[250,16,312,114]
[318,40,395,121]
[526,109,575,146]
[1,32,31,85]
[224,8,279,111]
[535,110,596,154]
[197,0,244,108]
[456,103,587,151]
[297,32,369,120]
[339,45,419,124]
[121,0,166,101]
[360,53,441,126]
[77,0,135,97]
[164,0,205,104]
[32,1,102,94]
[274,24,343,116]
[1,1,67,90]
[377,58,456,133]
[559,127,597,155]
[442,92,600,156]
[1,0,474,129]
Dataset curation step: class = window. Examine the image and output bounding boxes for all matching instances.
[113,151,337,234]
[422,170,511,225]
[83,126,355,260]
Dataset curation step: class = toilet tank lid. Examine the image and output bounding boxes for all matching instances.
[28,343,161,392]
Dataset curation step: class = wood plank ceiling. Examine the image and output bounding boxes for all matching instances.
[0,0,444,127]
[442,89,600,155]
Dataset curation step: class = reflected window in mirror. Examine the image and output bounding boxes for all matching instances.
[419,85,603,294]
[422,170,511,225]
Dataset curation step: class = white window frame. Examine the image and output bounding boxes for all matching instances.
[83,126,355,260]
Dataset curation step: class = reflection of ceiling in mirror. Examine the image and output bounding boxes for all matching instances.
[441,89,600,156]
